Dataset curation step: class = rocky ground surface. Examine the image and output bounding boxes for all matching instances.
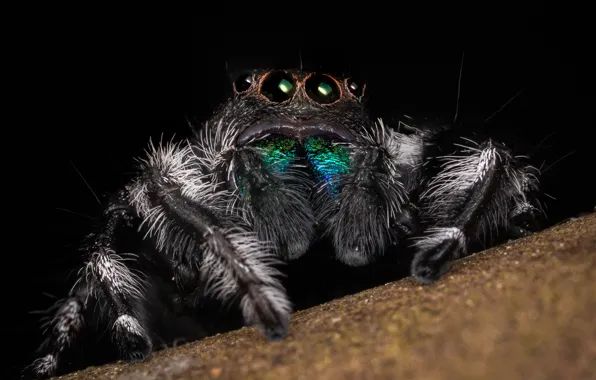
[54,213,596,380]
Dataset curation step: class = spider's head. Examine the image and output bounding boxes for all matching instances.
[220,69,370,147]
[200,69,404,263]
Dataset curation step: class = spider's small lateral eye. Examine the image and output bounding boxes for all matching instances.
[234,73,254,93]
[305,74,340,104]
[345,77,366,99]
[260,71,296,102]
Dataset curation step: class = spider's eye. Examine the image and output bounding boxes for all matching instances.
[233,73,254,93]
[345,77,366,99]
[260,71,296,102]
[305,74,340,104]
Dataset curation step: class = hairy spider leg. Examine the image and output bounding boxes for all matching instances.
[28,191,152,377]
[412,138,541,283]
[127,139,292,340]
[27,286,89,377]
[28,136,293,378]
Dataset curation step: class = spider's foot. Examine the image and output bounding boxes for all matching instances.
[244,284,292,342]
[510,202,542,233]
[25,354,58,379]
[113,314,152,362]
[117,331,152,362]
[119,334,152,362]
[411,227,466,284]
[507,225,533,239]
[253,304,290,341]
[411,257,447,284]
[261,316,289,341]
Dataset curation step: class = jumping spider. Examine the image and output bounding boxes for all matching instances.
[28,69,541,378]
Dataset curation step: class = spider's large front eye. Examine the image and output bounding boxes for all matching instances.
[345,77,366,99]
[305,74,340,104]
[260,71,296,102]
[234,73,254,93]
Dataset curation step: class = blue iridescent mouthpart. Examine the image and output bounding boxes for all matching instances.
[255,137,297,172]
[304,137,350,196]
[237,138,296,199]
[240,136,350,198]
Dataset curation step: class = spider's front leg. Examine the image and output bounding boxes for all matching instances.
[127,140,292,340]
[412,138,541,283]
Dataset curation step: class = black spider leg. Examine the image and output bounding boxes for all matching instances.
[507,163,542,238]
[26,284,90,378]
[412,139,541,284]
[127,140,291,341]
[28,190,151,378]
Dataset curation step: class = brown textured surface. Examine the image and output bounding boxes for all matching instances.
[55,213,596,380]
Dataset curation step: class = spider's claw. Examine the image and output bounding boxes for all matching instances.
[411,256,447,284]
[263,322,289,341]
[261,312,290,341]
[411,228,464,284]
[117,331,153,363]
[113,315,153,363]
[510,202,541,233]
[24,354,58,379]
[253,299,290,341]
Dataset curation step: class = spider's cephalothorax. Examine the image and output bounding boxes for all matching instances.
[205,69,405,266]
[28,69,542,378]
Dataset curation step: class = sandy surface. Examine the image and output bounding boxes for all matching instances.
[53,213,596,380]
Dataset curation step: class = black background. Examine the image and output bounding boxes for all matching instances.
[6,5,594,379]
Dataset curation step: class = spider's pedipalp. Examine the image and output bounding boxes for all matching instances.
[319,119,424,266]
